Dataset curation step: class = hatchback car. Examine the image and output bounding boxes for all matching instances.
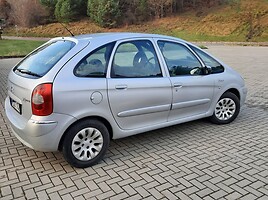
[5,33,247,168]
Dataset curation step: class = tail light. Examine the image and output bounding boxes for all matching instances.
[31,83,53,116]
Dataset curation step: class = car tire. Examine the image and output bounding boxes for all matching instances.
[62,119,110,168]
[210,92,240,124]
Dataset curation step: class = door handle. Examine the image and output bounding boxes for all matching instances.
[115,85,128,90]
[173,83,182,88]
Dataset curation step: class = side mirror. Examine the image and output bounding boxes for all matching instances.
[204,66,212,75]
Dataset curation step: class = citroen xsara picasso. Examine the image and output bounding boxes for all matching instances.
[5,33,247,168]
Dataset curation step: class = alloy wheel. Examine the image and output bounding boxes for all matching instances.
[215,98,236,121]
[71,127,103,161]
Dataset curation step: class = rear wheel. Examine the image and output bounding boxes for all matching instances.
[210,92,240,124]
[62,119,110,168]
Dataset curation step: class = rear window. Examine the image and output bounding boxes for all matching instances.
[14,40,75,78]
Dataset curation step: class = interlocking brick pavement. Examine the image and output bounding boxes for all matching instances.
[0,46,268,200]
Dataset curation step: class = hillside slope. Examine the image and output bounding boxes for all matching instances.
[5,0,268,42]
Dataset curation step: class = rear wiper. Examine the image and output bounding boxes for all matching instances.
[16,69,42,77]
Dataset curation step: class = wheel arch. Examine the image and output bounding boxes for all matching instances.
[208,87,241,117]
[224,88,240,100]
[58,116,113,151]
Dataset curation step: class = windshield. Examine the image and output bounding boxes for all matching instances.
[14,40,75,78]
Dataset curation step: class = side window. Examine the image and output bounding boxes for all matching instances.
[111,40,162,78]
[74,42,115,77]
[190,45,224,74]
[158,41,202,76]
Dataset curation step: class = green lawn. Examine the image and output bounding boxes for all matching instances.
[0,39,44,57]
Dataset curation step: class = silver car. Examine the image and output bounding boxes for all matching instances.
[5,33,247,168]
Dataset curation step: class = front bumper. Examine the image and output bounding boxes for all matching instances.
[241,86,248,106]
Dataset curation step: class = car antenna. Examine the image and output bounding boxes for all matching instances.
[60,22,74,37]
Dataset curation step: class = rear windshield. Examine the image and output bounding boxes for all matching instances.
[14,40,75,78]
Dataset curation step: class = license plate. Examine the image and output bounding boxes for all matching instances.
[10,98,22,114]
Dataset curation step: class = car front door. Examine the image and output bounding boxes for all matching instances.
[156,40,215,121]
[107,39,172,130]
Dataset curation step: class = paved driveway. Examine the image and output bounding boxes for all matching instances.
[0,46,268,200]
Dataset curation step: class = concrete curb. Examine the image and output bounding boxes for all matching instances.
[193,41,268,47]
[2,36,50,41]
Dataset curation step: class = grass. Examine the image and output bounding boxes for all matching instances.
[137,28,248,42]
[0,39,44,57]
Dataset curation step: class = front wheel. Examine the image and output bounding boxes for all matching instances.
[210,92,240,124]
[62,119,110,168]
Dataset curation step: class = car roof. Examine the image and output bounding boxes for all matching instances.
[72,32,186,43]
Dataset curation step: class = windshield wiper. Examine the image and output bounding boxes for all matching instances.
[16,69,42,77]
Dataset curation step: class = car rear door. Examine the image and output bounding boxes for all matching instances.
[156,40,215,121]
[107,39,172,130]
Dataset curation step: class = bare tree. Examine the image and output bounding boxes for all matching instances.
[0,0,10,19]
[7,0,47,27]
[148,0,173,18]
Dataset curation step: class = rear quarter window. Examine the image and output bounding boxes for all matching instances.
[14,40,75,78]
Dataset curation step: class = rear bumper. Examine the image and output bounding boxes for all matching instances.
[5,97,76,152]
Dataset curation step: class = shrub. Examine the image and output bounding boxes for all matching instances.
[39,0,58,17]
[136,0,150,22]
[55,0,86,22]
[75,0,87,16]
[87,0,121,28]
[55,0,73,22]
[39,0,58,11]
